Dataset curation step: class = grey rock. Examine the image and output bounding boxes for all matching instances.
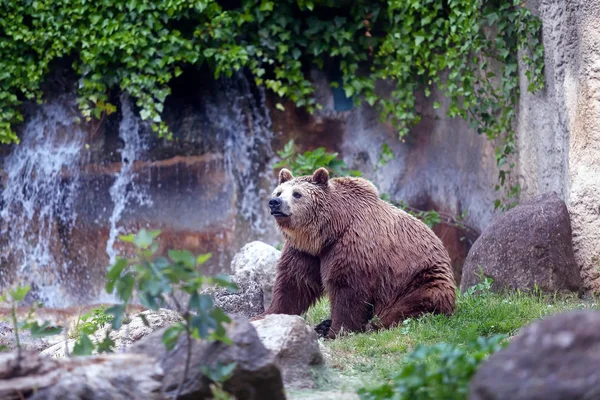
[251,315,324,389]
[461,192,581,293]
[129,315,286,400]
[203,275,265,319]
[0,351,163,400]
[231,241,281,308]
[469,310,600,400]
[516,0,600,292]
[0,321,63,353]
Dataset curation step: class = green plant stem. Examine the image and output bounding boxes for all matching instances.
[10,304,21,362]
[168,292,192,400]
[175,311,193,400]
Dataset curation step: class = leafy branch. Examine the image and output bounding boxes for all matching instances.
[105,229,239,398]
[0,285,62,361]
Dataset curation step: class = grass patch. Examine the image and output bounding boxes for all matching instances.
[301,282,599,392]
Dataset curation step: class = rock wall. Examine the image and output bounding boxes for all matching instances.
[270,70,499,280]
[3,1,600,304]
[518,0,600,291]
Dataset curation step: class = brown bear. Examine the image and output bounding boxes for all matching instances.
[253,167,456,339]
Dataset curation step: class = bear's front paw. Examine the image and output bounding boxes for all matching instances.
[314,319,332,338]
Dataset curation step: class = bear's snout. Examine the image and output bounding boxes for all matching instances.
[269,198,282,209]
[269,197,290,218]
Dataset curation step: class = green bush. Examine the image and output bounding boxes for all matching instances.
[274,139,361,177]
[0,0,544,208]
[357,334,507,400]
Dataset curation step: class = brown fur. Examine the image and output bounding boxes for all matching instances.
[255,167,456,339]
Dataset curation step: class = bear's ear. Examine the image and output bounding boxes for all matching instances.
[279,168,294,184]
[312,167,329,185]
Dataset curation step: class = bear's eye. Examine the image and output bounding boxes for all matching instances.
[276,191,282,197]
[293,192,302,199]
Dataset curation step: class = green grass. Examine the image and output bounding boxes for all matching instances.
[301,283,599,390]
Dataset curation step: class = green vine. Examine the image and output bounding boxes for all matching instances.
[0,0,544,207]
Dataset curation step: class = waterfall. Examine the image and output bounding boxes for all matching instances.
[206,73,276,238]
[0,73,279,307]
[0,99,85,306]
[105,94,152,264]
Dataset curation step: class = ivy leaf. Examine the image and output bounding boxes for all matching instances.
[96,333,116,354]
[162,323,185,351]
[196,253,212,266]
[28,321,63,338]
[106,304,127,330]
[168,249,196,268]
[106,258,128,293]
[9,285,30,302]
[119,234,135,243]
[116,273,135,303]
[73,333,95,356]
[133,229,160,249]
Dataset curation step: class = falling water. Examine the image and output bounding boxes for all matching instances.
[0,99,85,306]
[0,73,279,307]
[206,73,277,238]
[105,94,152,264]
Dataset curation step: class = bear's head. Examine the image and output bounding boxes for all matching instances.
[268,167,330,233]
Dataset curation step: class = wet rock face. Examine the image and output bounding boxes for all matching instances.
[0,74,282,307]
[469,310,600,400]
[461,192,582,294]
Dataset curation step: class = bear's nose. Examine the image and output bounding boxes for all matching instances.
[269,198,282,209]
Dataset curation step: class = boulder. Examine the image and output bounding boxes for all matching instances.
[251,315,324,389]
[231,241,281,308]
[203,275,265,319]
[0,351,162,400]
[41,309,182,358]
[0,321,64,353]
[461,192,582,293]
[469,310,600,400]
[128,315,286,400]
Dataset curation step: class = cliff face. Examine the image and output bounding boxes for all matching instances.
[517,0,600,291]
[2,1,599,306]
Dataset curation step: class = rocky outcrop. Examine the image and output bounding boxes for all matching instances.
[231,241,281,308]
[129,315,286,400]
[2,313,289,400]
[469,310,600,400]
[251,315,324,389]
[203,276,265,319]
[0,321,64,353]
[461,192,581,293]
[41,309,182,358]
[0,351,163,400]
[517,1,600,292]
